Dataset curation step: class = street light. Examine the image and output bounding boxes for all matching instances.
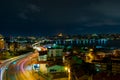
[65,66,71,80]
[65,67,68,71]
[65,67,71,80]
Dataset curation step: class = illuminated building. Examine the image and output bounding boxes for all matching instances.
[54,38,108,47]
[9,42,20,51]
[0,34,5,50]
[47,44,63,62]
[9,43,15,51]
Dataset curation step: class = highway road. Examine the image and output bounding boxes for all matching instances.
[0,52,40,80]
[0,52,34,80]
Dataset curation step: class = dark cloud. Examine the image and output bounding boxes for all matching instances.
[0,0,120,36]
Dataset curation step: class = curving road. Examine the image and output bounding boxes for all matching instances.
[2,52,39,80]
[0,52,33,80]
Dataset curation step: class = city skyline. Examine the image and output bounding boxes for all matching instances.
[1,0,120,36]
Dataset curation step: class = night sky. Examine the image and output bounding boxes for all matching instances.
[1,0,120,36]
